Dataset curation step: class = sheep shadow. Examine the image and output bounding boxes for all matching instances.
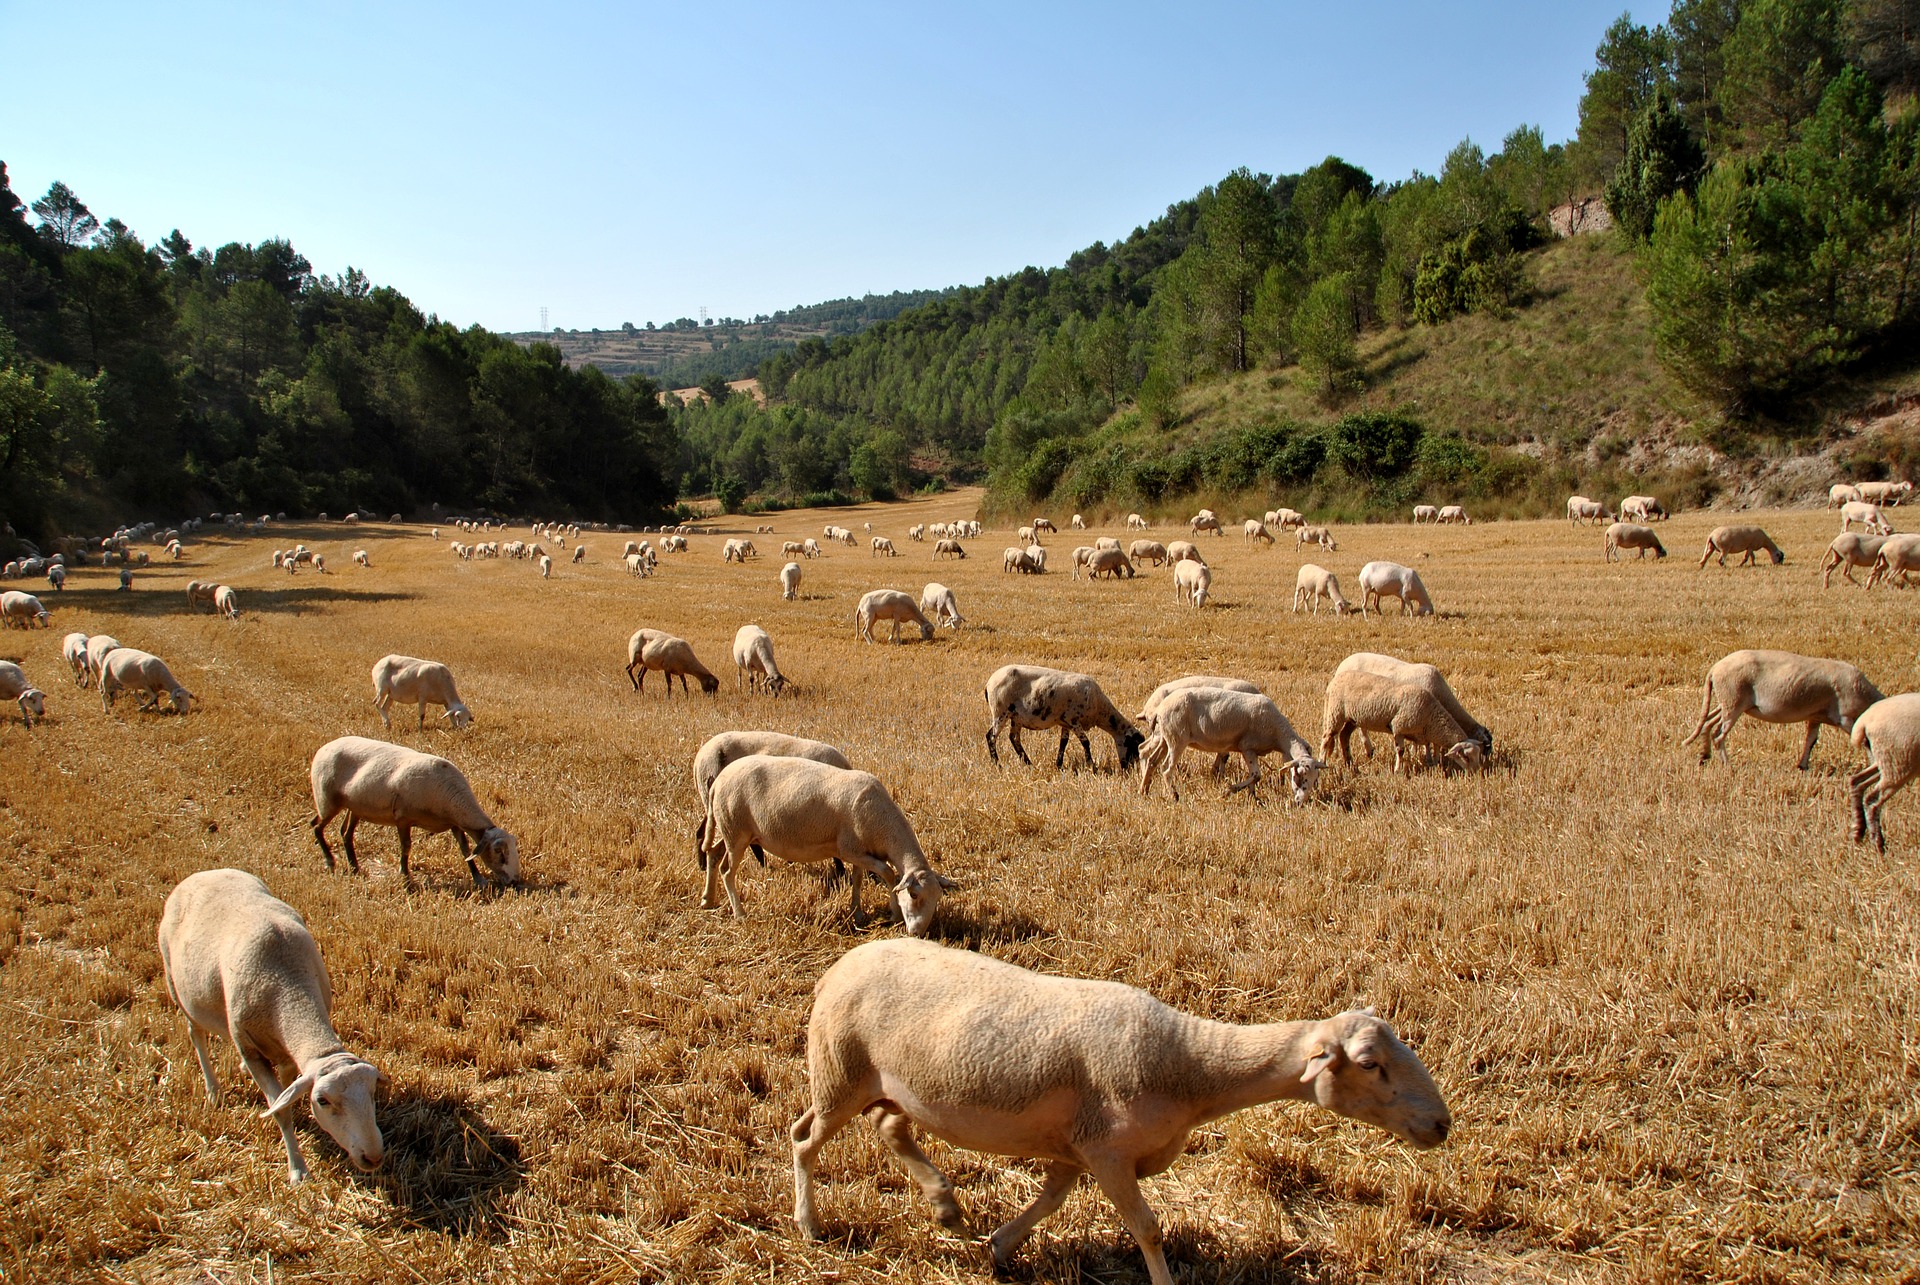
[927,902,1049,948]
[361,1085,525,1236]
[239,586,420,614]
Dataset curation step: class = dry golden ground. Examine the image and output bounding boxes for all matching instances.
[1,493,1916,1284]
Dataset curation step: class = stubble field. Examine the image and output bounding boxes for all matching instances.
[1,490,1915,1284]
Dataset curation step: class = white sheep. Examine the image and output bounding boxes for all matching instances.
[780,561,801,600]
[214,585,239,619]
[1437,504,1471,525]
[625,630,720,695]
[1189,510,1223,536]
[932,538,966,559]
[1166,539,1205,566]
[1858,480,1913,506]
[0,660,46,726]
[158,868,386,1185]
[1682,649,1883,769]
[185,580,221,611]
[1829,483,1864,507]
[1070,546,1095,579]
[1332,652,1492,753]
[700,757,955,934]
[573,543,586,563]
[1070,514,1085,529]
[1032,517,1057,535]
[732,624,790,695]
[1604,522,1667,561]
[1293,563,1351,614]
[1138,687,1324,802]
[1566,495,1611,524]
[1092,535,1121,552]
[1822,532,1890,587]
[1243,518,1275,545]
[308,735,520,887]
[984,663,1144,769]
[907,524,925,541]
[84,634,121,687]
[856,589,935,643]
[1357,561,1434,616]
[1,590,49,628]
[1126,512,1149,530]
[1017,525,1036,545]
[537,554,552,578]
[1849,693,1920,851]
[1868,532,1920,587]
[371,655,473,729]
[783,540,805,557]
[1620,494,1668,520]
[62,632,90,686]
[1411,504,1437,523]
[1137,675,1260,725]
[1128,538,1167,566]
[1841,500,1893,535]
[791,938,1449,1285]
[101,649,194,715]
[919,581,964,630]
[1088,547,1136,579]
[689,730,853,864]
[1173,558,1211,607]
[1699,525,1784,567]
[1320,669,1487,774]
[870,536,898,557]
[352,549,369,567]
[1296,524,1337,551]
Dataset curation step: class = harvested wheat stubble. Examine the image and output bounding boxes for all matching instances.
[0,493,1915,1283]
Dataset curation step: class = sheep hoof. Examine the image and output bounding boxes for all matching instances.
[932,1199,965,1230]
[794,1217,824,1242]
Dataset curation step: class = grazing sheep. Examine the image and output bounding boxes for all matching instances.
[1,590,49,628]
[1137,675,1261,724]
[1333,652,1492,754]
[1002,546,1025,574]
[1296,524,1337,551]
[628,631,721,696]
[791,938,1449,1285]
[984,664,1144,770]
[1436,504,1471,525]
[1868,533,1920,587]
[1849,693,1920,851]
[783,540,805,558]
[1070,514,1085,529]
[1165,540,1205,566]
[84,634,121,687]
[1829,483,1864,507]
[732,624,790,695]
[689,731,853,863]
[352,549,369,567]
[919,582,964,630]
[572,544,587,563]
[1189,511,1223,537]
[871,536,899,557]
[1173,559,1212,607]
[185,580,220,611]
[101,649,194,715]
[1092,536,1122,552]
[1022,545,1048,573]
[908,524,925,542]
[1243,518,1275,545]
[1272,507,1305,529]
[1699,525,1784,567]
[1070,546,1095,579]
[1032,517,1057,535]
[1320,669,1487,774]
[62,632,90,686]
[1128,539,1168,567]
[1682,649,1882,769]
[1139,688,1323,802]
[1842,500,1895,535]
[700,757,955,934]
[1293,563,1351,614]
[1567,495,1611,525]
[623,540,641,558]
[214,585,239,619]
[1088,547,1136,579]
[0,660,46,726]
[308,736,519,887]
[1858,480,1913,506]
[1126,512,1149,530]
[1412,504,1437,523]
[1017,525,1036,545]
[932,538,966,560]
[1357,561,1434,616]
[371,655,473,729]
[1620,495,1668,521]
[158,869,386,1186]
[46,564,64,591]
[780,561,802,600]
[537,554,552,578]
[1604,522,1667,561]
[1823,532,1891,587]
[856,589,936,643]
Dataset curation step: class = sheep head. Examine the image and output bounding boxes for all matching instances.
[265,1052,386,1174]
[1116,726,1146,770]
[893,867,956,938]
[1283,756,1323,804]
[1298,1011,1450,1150]
[698,673,721,694]
[167,687,194,715]
[1442,741,1487,773]
[476,827,521,886]
[19,688,45,724]
[442,703,474,730]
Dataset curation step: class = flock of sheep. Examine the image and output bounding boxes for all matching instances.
[7,481,1918,1284]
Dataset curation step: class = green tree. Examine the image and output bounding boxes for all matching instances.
[1574,16,1676,186]
[30,181,98,249]
[1847,0,1920,100]
[1292,273,1359,403]
[1717,0,1845,151]
[1186,169,1281,373]
[1606,93,1709,239]
[1669,0,1744,152]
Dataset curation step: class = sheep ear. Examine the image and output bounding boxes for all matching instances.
[1300,1045,1344,1083]
[935,874,960,891]
[375,1066,391,1088]
[262,1071,318,1118]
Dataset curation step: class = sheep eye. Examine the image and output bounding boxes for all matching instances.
[1356,1059,1379,1073]
[315,1095,332,1108]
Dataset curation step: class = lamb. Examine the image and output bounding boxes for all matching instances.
[1165,540,1205,566]
[1139,688,1324,801]
[1293,563,1351,614]
[1088,547,1136,579]
[1849,693,1920,851]
[1357,561,1434,616]
[984,663,1144,770]
[1411,504,1437,523]
[932,538,966,559]
[871,536,899,557]
[1243,518,1275,545]
[1128,539,1167,566]
[1173,559,1211,607]
[627,630,721,695]
[1823,532,1891,587]
[1070,546,1095,579]
[1829,483,1864,507]
[919,582,964,630]
[84,634,122,687]
[689,730,853,864]
[1437,504,1471,525]
[352,549,370,567]
[62,632,90,686]
[1620,494,1668,521]
[371,655,473,729]
[1604,522,1667,561]
[856,589,935,643]
[791,938,1449,1285]
[1,590,49,628]
[1682,649,1882,769]
[732,624,790,695]
[1297,524,1337,551]
[700,757,955,934]
[214,585,239,619]
[100,649,194,715]
[157,869,386,1185]
[1332,652,1492,754]
[1858,480,1913,506]
[1126,512,1149,530]
[308,735,520,887]
[0,660,46,726]
[780,561,802,600]
[1320,669,1488,774]
[1699,525,1784,567]
[1841,501,1893,535]
[1567,495,1611,525]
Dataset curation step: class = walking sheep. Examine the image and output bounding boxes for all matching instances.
[1412,505,1437,523]
[1821,532,1890,587]
[856,589,935,643]
[1849,693,1920,851]
[1604,522,1667,561]
[984,664,1144,770]
[1138,687,1323,802]
[1858,480,1913,506]
[791,938,1449,1285]
[1357,561,1434,616]
[158,869,386,1186]
[101,649,193,715]
[0,660,46,726]
[732,624,790,695]
[1682,649,1882,770]
[1867,533,1920,587]
[1699,525,1784,567]
[371,655,473,729]
[1320,670,1488,774]
[308,735,520,887]
[1829,483,1864,507]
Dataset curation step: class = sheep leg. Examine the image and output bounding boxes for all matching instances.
[1086,1159,1173,1285]
[235,1040,308,1184]
[792,1096,869,1241]
[184,1021,221,1103]
[1076,730,1095,767]
[626,660,642,689]
[1797,721,1821,771]
[397,824,413,884]
[1850,764,1880,842]
[720,844,747,917]
[868,1107,963,1229]
[375,695,392,728]
[1054,727,1071,769]
[988,1160,1082,1268]
[699,835,728,910]
[454,829,484,888]
[1209,752,1230,777]
[1006,725,1032,765]
[1226,751,1262,795]
[341,814,362,873]
[311,814,338,871]
[417,700,427,730]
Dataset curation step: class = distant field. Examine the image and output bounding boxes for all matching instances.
[1,490,1915,1282]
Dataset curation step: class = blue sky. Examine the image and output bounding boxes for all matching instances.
[2,2,1650,333]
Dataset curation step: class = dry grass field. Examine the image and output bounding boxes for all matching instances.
[2,491,1917,1284]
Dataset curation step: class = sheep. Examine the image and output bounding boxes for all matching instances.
[1297,524,1337,551]
[1566,495,1611,524]
[1165,540,1205,566]
[732,624,790,695]
[1699,525,1784,567]
[46,564,64,591]
[308,735,520,887]
[781,561,802,601]
[1092,536,1121,552]
[1293,563,1351,614]
[627,630,721,695]
[856,589,935,643]
[1437,504,1471,525]
[623,540,641,558]
[1412,504,1437,523]
[371,655,473,729]
[1823,532,1891,587]
[214,585,239,619]
[311,554,327,574]
[1841,500,1894,535]
[1173,559,1211,607]
[1138,688,1323,802]
[1126,512,1149,530]
[1620,494,1668,521]
[919,582,964,630]
[84,634,121,687]
[1849,693,1920,851]
[118,567,134,590]
[1002,546,1026,573]
[352,549,370,567]
[1032,517,1057,535]
[689,730,853,864]
[870,536,898,557]
[572,544,587,563]
[1070,546,1095,579]
[185,580,220,611]
[1017,525,1037,545]
[157,868,386,1186]
[1859,480,1913,506]
[1023,545,1048,573]
[1089,547,1136,579]
[1,590,49,628]
[791,937,1449,1285]
[1320,669,1487,775]
[783,540,805,557]
[1682,649,1882,769]
[1272,507,1305,529]
[1243,518,1275,545]
[101,649,193,715]
[62,632,90,686]
[907,524,925,541]
[1189,511,1223,536]
[1137,675,1261,726]
[1356,561,1434,617]
[1868,533,1920,587]
[623,552,648,577]
[1128,538,1168,567]
[1332,652,1492,755]
[700,757,955,934]
[984,663,1144,770]
[537,554,552,578]
[1604,522,1667,561]
[1829,483,1864,507]
[1070,514,1085,529]
[0,660,46,726]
